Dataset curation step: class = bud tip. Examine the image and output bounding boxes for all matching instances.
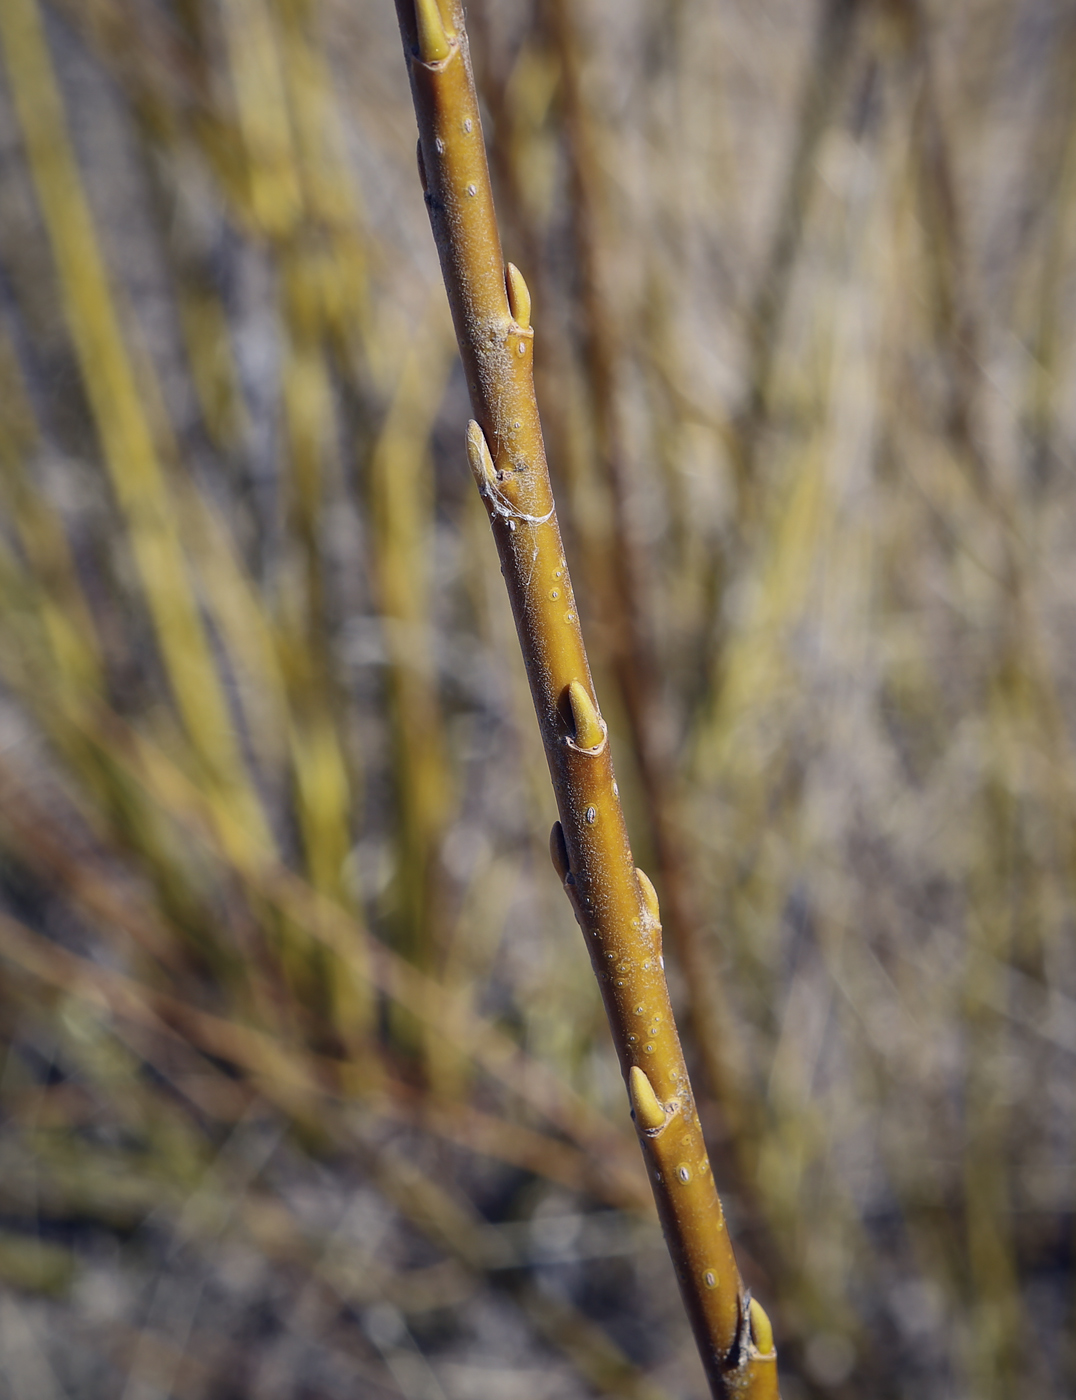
[628,1065,666,1133]
[749,1297,774,1355]
[466,420,496,490]
[549,821,570,882]
[567,680,604,750]
[635,867,661,924]
[506,263,532,329]
[414,0,450,62]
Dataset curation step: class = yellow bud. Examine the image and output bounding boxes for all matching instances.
[749,1296,774,1354]
[466,420,496,491]
[567,680,604,750]
[506,263,532,329]
[635,867,660,924]
[414,0,450,62]
[628,1065,666,1133]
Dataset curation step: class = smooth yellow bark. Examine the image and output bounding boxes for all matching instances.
[393,3,780,1394]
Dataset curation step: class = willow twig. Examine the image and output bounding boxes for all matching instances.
[392,3,779,1394]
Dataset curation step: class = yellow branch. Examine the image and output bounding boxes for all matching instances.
[392,2,779,1393]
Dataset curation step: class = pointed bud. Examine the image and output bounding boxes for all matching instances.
[506,263,532,329]
[466,420,496,492]
[635,868,660,924]
[567,680,604,750]
[549,821,570,882]
[414,0,450,62]
[628,1065,666,1133]
[749,1297,774,1355]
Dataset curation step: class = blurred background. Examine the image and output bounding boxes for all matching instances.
[0,0,1074,1395]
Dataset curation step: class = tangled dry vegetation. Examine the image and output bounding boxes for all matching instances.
[0,0,1073,1397]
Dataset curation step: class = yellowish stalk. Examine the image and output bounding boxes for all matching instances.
[212,0,372,1033]
[0,330,102,697]
[367,326,455,1063]
[393,2,779,1393]
[219,0,303,238]
[0,0,268,860]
